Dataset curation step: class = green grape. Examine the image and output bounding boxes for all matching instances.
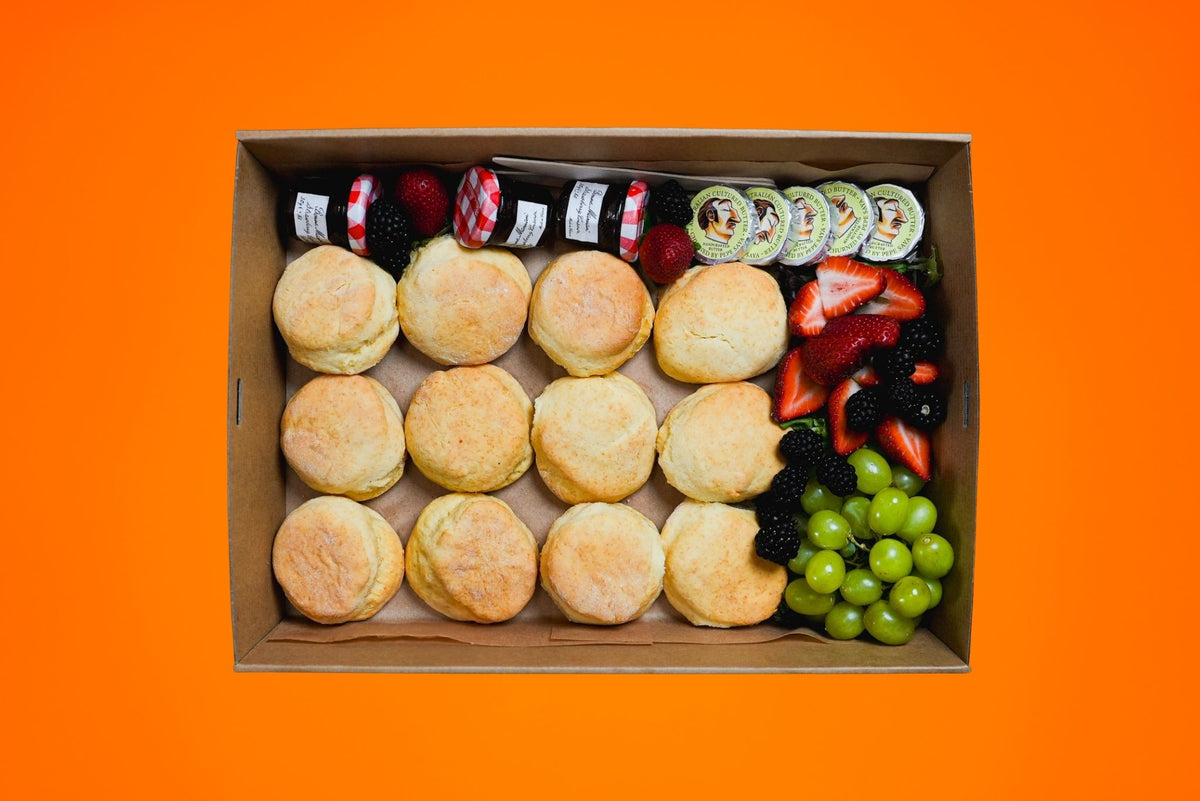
[889,575,932,618]
[807,510,851,550]
[868,487,910,536]
[787,540,820,575]
[840,495,873,540]
[897,496,938,542]
[824,602,865,640]
[801,479,843,515]
[869,538,913,583]
[864,600,917,645]
[840,568,883,606]
[913,534,954,579]
[784,578,837,617]
[839,540,858,560]
[890,465,926,496]
[923,576,943,609]
[847,448,893,495]
[805,550,846,594]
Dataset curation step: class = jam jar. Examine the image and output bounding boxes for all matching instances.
[554,179,649,262]
[279,173,383,256]
[453,166,556,250]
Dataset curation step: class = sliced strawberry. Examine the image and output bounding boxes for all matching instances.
[852,364,880,386]
[875,416,931,480]
[911,362,939,384]
[801,314,901,386]
[772,347,830,423]
[789,280,826,337]
[828,378,869,455]
[855,268,926,321]
[816,257,885,318]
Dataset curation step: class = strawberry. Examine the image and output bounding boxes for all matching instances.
[827,378,869,455]
[876,416,932,480]
[816,256,884,317]
[855,268,926,320]
[912,361,939,384]
[772,347,830,423]
[394,168,451,238]
[801,314,901,386]
[639,223,695,283]
[852,364,880,386]
[788,280,826,337]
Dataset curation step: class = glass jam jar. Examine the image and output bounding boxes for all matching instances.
[554,179,649,262]
[279,173,383,256]
[453,166,556,250]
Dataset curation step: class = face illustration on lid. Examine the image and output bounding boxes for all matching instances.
[698,197,741,244]
[754,198,780,243]
[874,197,909,243]
[792,198,817,242]
[831,195,856,237]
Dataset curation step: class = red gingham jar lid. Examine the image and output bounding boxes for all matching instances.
[346,173,383,256]
[618,180,650,262]
[453,166,502,249]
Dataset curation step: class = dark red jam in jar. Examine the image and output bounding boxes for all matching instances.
[279,173,382,255]
[554,179,650,262]
[454,166,555,249]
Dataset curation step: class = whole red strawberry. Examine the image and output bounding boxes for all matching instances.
[638,223,695,283]
[801,314,901,386]
[394,168,450,238]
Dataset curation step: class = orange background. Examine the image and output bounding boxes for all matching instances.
[1,0,1195,797]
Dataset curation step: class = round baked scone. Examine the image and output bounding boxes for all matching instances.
[657,382,785,503]
[404,365,533,493]
[653,261,788,383]
[272,496,405,625]
[406,493,539,623]
[660,500,787,628]
[396,234,532,365]
[540,503,665,625]
[529,250,655,376]
[272,245,400,374]
[281,375,407,501]
[531,373,658,504]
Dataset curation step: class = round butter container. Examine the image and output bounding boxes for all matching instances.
[817,181,876,258]
[860,183,925,263]
[742,187,793,266]
[779,186,834,267]
[686,185,758,264]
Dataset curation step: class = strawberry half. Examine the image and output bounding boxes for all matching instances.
[828,378,869,455]
[855,268,926,321]
[789,280,826,337]
[801,314,901,386]
[912,362,939,384]
[852,364,880,386]
[772,347,830,423]
[816,256,885,318]
[876,416,932,480]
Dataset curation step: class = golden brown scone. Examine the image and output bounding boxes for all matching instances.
[660,500,787,628]
[530,373,658,504]
[653,261,788,383]
[405,493,539,623]
[396,235,532,365]
[656,382,785,503]
[272,496,405,625]
[281,375,407,501]
[403,365,533,493]
[272,245,399,374]
[528,250,655,376]
[540,503,665,625]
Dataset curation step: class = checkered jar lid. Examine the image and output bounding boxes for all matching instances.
[617,180,650,262]
[346,173,383,256]
[453,166,502,249]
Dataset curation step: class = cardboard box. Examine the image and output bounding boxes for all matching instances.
[228,128,979,673]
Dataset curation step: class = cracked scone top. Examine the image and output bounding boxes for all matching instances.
[652,262,788,383]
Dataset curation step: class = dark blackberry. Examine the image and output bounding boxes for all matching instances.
[755,523,801,566]
[815,453,858,497]
[844,387,883,432]
[874,347,917,381]
[648,179,694,227]
[902,389,947,431]
[769,464,810,507]
[886,377,919,415]
[779,427,824,467]
[366,198,414,277]
[754,494,796,528]
[899,317,944,361]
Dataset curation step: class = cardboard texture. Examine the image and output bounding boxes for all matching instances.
[228,128,979,673]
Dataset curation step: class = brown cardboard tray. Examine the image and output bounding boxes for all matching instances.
[228,128,979,673]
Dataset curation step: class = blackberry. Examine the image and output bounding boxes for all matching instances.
[874,347,917,381]
[844,387,883,432]
[902,389,947,431]
[769,464,810,507]
[899,317,944,361]
[755,523,801,566]
[815,453,858,497]
[886,377,919,415]
[779,427,824,467]
[366,198,415,277]
[754,494,796,528]
[648,180,694,227]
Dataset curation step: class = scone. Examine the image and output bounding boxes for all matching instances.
[540,503,665,625]
[272,496,405,625]
[656,382,785,503]
[528,250,655,376]
[396,234,532,365]
[405,493,539,623]
[653,261,788,383]
[281,374,407,501]
[272,245,400,374]
[660,500,787,628]
[530,373,658,504]
[404,365,533,493]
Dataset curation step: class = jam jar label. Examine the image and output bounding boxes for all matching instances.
[818,181,875,257]
[506,200,549,248]
[686,185,755,264]
[293,191,331,245]
[563,181,607,244]
[860,184,925,263]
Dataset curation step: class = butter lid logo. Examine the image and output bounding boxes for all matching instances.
[686,186,754,263]
[831,195,856,237]
[818,182,873,258]
[698,196,741,244]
